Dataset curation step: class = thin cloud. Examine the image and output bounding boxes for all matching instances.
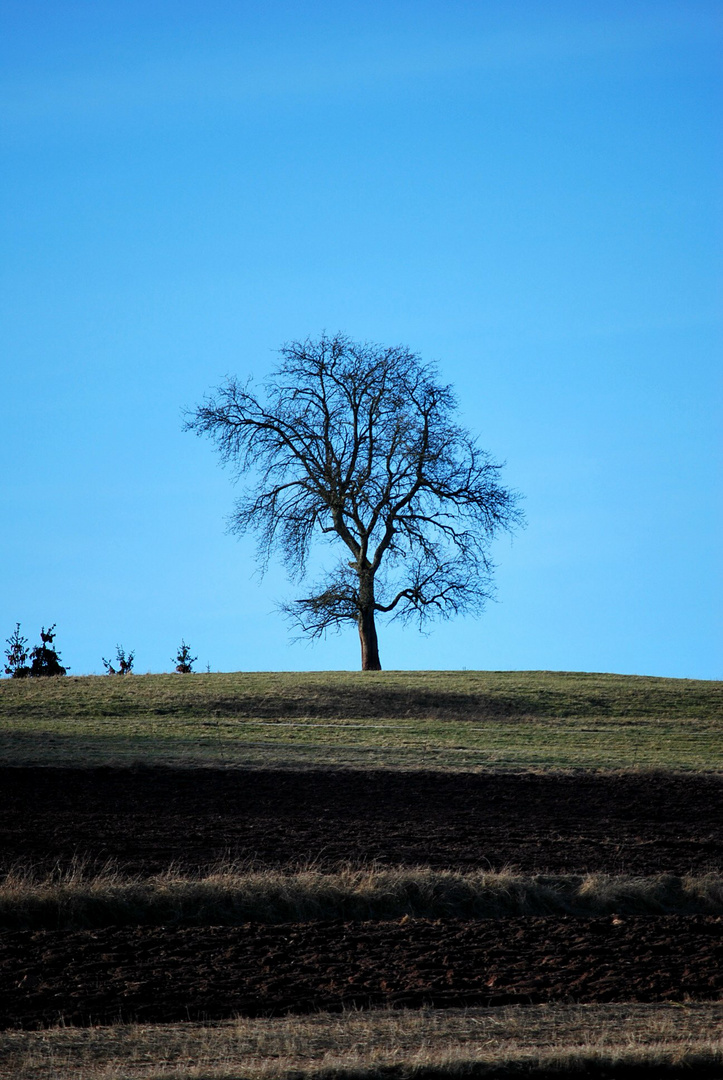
[1,10,715,131]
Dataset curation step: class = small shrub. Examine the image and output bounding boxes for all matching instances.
[28,624,67,677]
[102,645,134,675]
[4,623,66,678]
[173,639,197,674]
[4,624,30,678]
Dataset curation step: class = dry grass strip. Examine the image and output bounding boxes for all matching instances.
[0,1004,721,1078]
[2,863,723,929]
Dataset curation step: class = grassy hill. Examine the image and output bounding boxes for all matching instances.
[1,669,720,770]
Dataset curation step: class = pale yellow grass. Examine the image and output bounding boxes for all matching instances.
[1,1004,721,1078]
[2,862,723,929]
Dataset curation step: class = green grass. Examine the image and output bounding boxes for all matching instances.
[1,670,721,771]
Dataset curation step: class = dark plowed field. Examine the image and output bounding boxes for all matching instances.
[2,916,721,1028]
[1,766,720,875]
[4,765,721,1033]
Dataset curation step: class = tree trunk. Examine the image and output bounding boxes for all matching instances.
[358,606,381,670]
[356,567,381,671]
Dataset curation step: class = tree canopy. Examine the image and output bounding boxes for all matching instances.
[187,334,523,669]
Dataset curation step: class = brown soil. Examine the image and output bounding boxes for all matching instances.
[2,916,721,1029]
[1,766,721,876]
[3,766,721,1032]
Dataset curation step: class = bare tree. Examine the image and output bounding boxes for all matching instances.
[186,334,523,670]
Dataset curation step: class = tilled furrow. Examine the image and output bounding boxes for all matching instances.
[2,767,722,876]
[1,915,721,1029]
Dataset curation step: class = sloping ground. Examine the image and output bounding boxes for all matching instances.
[2,670,720,771]
[1,766,722,876]
[2,670,718,724]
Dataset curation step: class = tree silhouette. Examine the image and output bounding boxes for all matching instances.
[102,646,134,675]
[29,624,67,676]
[173,640,197,673]
[4,624,29,678]
[187,334,523,670]
[4,623,66,677]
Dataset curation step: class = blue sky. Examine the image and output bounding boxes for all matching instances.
[1,1,720,677]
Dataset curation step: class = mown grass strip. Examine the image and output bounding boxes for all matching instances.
[1,670,721,771]
[1,1004,721,1079]
[3,864,723,929]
